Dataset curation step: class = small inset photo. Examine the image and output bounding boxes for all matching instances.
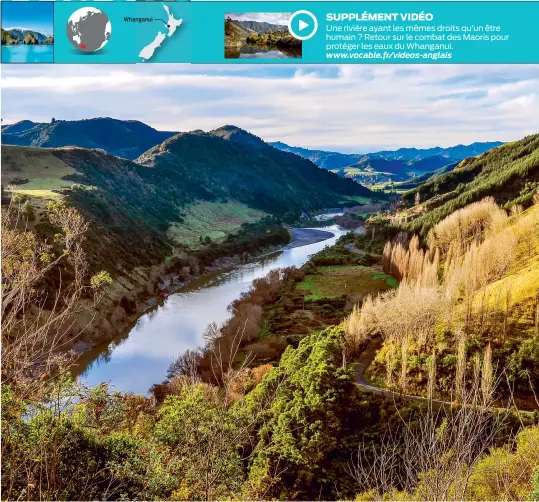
[1,2,54,63]
[225,13,302,60]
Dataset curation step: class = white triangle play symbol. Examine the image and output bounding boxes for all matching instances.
[298,19,309,31]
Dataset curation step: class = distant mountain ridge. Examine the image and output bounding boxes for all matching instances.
[271,141,504,169]
[229,19,287,34]
[373,142,505,160]
[2,117,504,187]
[1,28,50,45]
[1,118,177,159]
[1,120,40,134]
[271,140,504,185]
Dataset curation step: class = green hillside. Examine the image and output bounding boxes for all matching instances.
[395,134,539,235]
[2,127,378,273]
[224,17,251,47]
[23,33,38,45]
[1,29,15,45]
[136,126,376,217]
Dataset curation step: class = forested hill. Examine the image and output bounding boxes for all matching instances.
[136,126,376,216]
[3,126,377,272]
[1,118,177,160]
[394,134,539,234]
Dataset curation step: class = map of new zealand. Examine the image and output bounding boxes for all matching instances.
[139,4,182,61]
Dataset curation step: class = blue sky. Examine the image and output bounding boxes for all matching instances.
[2,64,538,153]
[1,3,53,36]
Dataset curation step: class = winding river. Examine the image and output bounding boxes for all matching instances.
[76,225,346,394]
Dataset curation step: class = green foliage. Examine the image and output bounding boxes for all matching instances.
[245,30,301,51]
[1,381,150,501]
[190,217,290,267]
[154,386,245,498]
[465,425,539,501]
[21,199,35,221]
[2,379,199,501]
[296,266,395,303]
[507,335,539,392]
[401,134,539,235]
[309,238,367,267]
[90,270,113,289]
[243,327,358,498]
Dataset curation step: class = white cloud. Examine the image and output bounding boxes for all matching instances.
[2,64,538,152]
[226,12,291,25]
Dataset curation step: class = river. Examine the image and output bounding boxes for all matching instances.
[2,45,53,63]
[225,43,302,59]
[76,225,346,394]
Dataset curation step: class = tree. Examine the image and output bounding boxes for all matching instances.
[244,327,357,499]
[154,385,246,500]
[349,350,511,501]
[1,200,111,394]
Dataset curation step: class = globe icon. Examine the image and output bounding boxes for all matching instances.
[67,7,111,53]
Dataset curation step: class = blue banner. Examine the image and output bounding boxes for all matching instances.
[3,1,539,64]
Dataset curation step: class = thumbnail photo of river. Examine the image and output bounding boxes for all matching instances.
[1,2,54,63]
[225,12,302,59]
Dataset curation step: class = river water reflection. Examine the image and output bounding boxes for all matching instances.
[77,226,345,394]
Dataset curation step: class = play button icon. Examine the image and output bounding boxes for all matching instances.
[288,10,318,40]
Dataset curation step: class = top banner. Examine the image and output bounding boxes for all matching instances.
[1,1,538,64]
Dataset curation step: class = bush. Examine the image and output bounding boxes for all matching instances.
[243,327,358,499]
[21,200,36,222]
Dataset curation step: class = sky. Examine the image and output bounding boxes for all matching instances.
[1,2,53,36]
[2,64,539,153]
[227,12,291,25]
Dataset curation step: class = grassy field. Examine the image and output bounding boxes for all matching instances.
[370,182,410,194]
[297,264,397,301]
[2,146,77,200]
[167,200,268,248]
[339,194,378,205]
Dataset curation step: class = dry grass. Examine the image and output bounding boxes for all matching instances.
[428,197,508,255]
[383,234,439,287]
[469,204,539,325]
[347,198,539,385]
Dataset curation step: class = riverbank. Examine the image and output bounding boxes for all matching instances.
[75,226,344,393]
[71,227,339,386]
[284,228,336,249]
[147,228,393,400]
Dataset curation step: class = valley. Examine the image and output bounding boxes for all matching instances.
[2,119,538,501]
[1,121,379,363]
[74,225,346,394]
[272,140,503,186]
